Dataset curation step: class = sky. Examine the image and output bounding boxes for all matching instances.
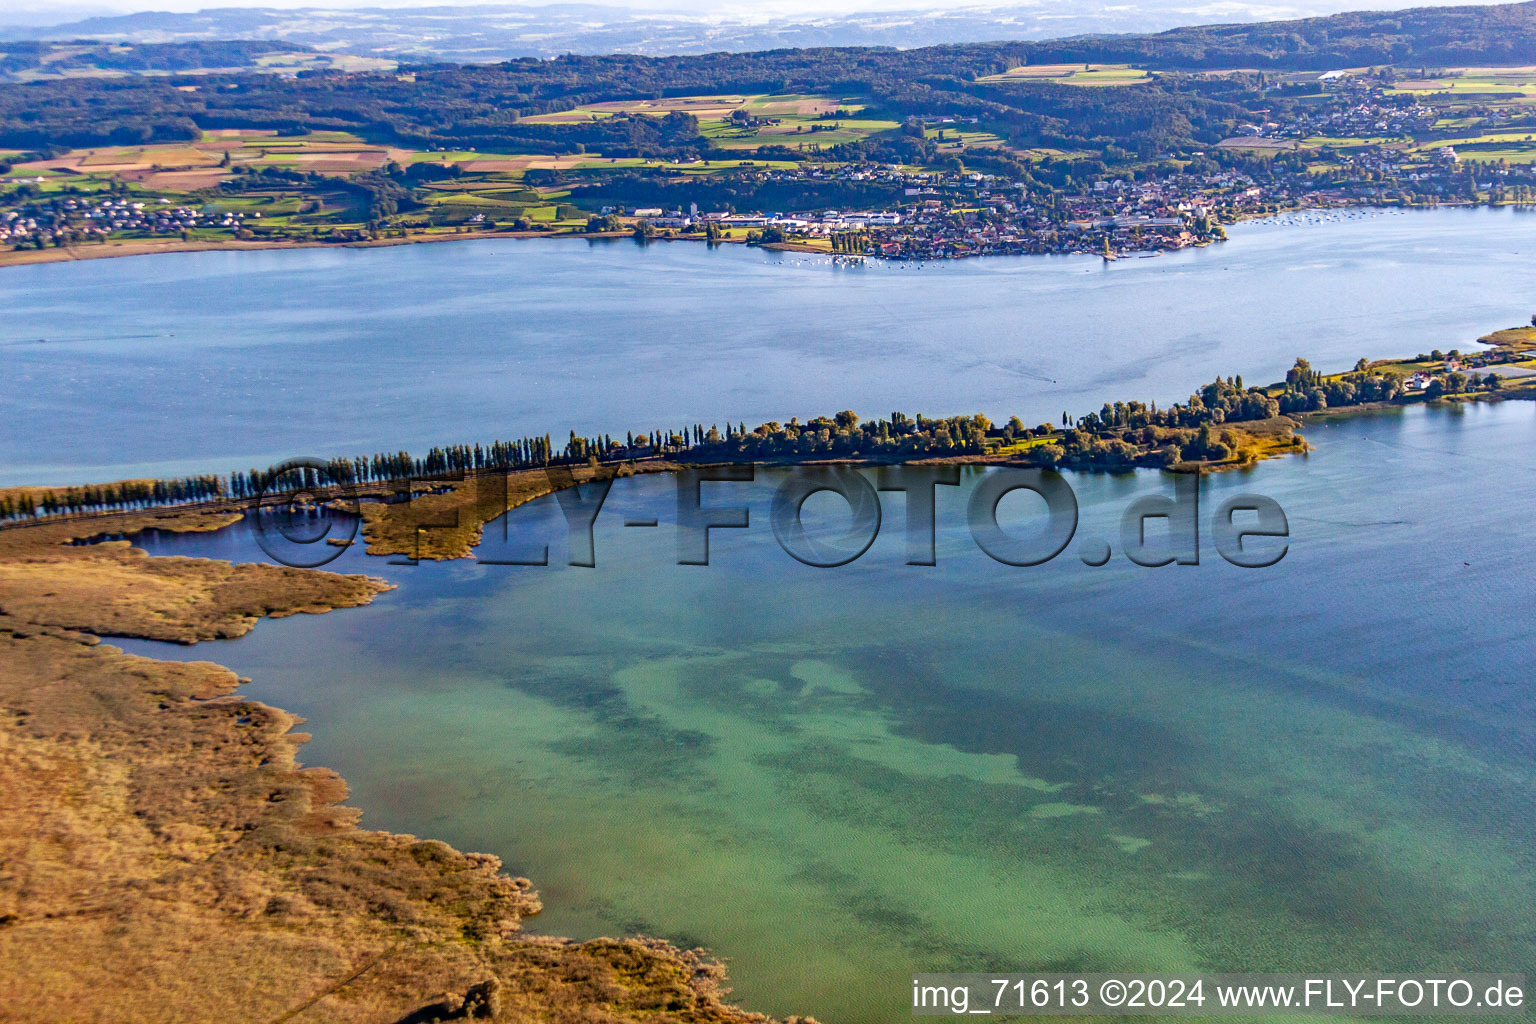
[0,0,1403,17]
[0,0,1498,29]
[7,0,1002,14]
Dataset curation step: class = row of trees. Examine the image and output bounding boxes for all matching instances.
[4,354,1512,523]
[683,410,994,460]
[1051,355,1505,468]
[0,416,816,522]
[0,474,226,521]
[0,413,995,523]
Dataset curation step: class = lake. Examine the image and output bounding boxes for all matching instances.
[17,206,1536,1022]
[121,400,1536,1023]
[5,206,1536,487]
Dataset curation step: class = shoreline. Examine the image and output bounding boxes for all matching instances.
[0,199,1464,274]
[0,216,1230,271]
[0,226,593,270]
[0,224,825,271]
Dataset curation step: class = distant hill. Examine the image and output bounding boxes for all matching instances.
[0,39,394,81]
[1018,0,1536,68]
[0,0,1505,62]
[6,1,1536,160]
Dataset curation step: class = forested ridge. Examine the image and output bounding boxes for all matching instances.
[0,39,307,78]
[0,48,1263,159]
[1021,0,1536,69]
[3,1,1536,155]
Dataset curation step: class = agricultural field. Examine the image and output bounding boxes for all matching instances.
[522,92,898,154]
[410,152,631,173]
[1383,66,1536,130]
[1410,131,1536,162]
[2,128,587,239]
[1222,133,1442,156]
[521,94,744,122]
[1299,135,1406,148]
[3,119,809,233]
[8,129,414,189]
[1386,69,1536,95]
[200,129,406,173]
[977,64,1153,86]
[524,93,863,122]
[1216,138,1301,152]
[925,126,1008,149]
[704,117,899,150]
[649,158,800,172]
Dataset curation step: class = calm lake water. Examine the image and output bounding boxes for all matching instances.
[123,401,1536,1024]
[18,208,1536,1020]
[5,206,1536,486]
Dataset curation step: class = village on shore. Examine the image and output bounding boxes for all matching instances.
[1,93,1514,263]
[1,147,1479,261]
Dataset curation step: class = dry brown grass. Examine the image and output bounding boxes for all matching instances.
[0,509,391,643]
[1222,418,1309,467]
[0,229,553,271]
[134,169,230,189]
[0,237,326,268]
[1478,325,1536,352]
[360,463,679,562]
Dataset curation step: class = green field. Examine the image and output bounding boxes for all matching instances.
[1411,131,1536,162]
[1387,74,1536,95]
[519,92,891,155]
[523,93,866,125]
[978,63,1152,86]
[637,158,800,172]
[705,116,899,150]
[1301,135,1406,148]
[1064,67,1154,86]
[925,127,1008,148]
[516,109,618,124]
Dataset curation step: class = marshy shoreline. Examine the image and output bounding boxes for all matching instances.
[0,200,1497,275]
[0,223,819,272]
[0,226,570,270]
[0,502,796,1023]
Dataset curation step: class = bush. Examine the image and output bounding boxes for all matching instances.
[1033,443,1066,467]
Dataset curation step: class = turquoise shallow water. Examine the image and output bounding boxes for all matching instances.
[123,402,1536,1024]
[5,206,1536,486]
